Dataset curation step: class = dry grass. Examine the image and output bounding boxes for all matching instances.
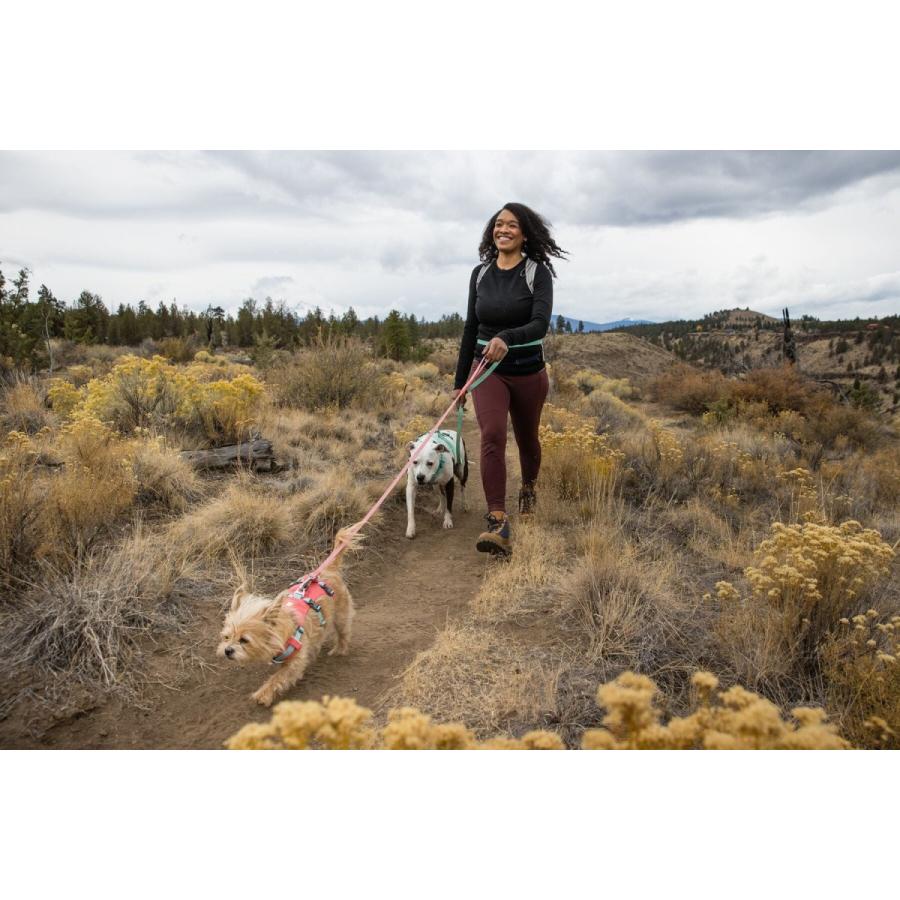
[168,481,293,561]
[269,335,377,411]
[471,521,568,622]
[287,469,379,545]
[821,611,900,749]
[0,528,198,696]
[583,389,648,433]
[0,375,54,434]
[710,520,896,705]
[131,440,202,513]
[387,622,562,737]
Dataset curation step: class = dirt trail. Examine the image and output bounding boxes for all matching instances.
[11,421,498,750]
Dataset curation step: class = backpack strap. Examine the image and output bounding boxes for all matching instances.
[476,258,538,294]
[524,258,537,294]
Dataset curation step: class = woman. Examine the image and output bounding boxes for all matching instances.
[452,202,568,556]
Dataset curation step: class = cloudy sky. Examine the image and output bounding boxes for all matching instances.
[2,150,900,324]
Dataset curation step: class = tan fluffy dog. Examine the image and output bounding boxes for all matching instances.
[217,528,357,706]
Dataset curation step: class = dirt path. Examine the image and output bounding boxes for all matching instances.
[10,421,499,749]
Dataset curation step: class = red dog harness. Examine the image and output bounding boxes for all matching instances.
[272,577,333,664]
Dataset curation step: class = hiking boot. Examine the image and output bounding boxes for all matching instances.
[476,512,511,556]
[518,482,537,516]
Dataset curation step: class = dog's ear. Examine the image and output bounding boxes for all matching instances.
[231,584,249,612]
[434,444,448,453]
[407,441,417,453]
[266,591,288,621]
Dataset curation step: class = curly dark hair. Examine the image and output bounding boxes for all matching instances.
[478,202,568,277]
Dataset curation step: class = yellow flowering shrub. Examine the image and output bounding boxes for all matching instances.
[776,467,821,522]
[744,521,893,617]
[710,520,895,682]
[648,421,684,475]
[573,370,636,399]
[539,423,623,501]
[0,431,41,583]
[49,355,264,447]
[822,611,900,748]
[541,402,591,433]
[47,378,85,419]
[393,414,433,448]
[227,671,849,750]
[581,671,848,749]
[45,416,137,555]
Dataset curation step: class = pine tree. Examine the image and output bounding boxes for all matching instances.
[341,306,359,335]
[64,291,109,344]
[381,309,411,361]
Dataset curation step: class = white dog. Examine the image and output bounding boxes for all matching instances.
[405,429,469,539]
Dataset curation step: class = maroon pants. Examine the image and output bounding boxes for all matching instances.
[470,366,549,513]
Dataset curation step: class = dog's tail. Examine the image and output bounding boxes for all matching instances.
[328,524,365,569]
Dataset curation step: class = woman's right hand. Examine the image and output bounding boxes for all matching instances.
[453,389,467,409]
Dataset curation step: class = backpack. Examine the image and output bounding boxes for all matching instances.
[476,258,539,294]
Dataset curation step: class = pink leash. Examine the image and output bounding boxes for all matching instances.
[300,356,490,582]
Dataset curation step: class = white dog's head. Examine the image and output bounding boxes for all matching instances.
[408,436,452,485]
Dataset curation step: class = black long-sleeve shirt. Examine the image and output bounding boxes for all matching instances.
[453,258,553,389]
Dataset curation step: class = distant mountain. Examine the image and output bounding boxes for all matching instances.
[558,315,657,333]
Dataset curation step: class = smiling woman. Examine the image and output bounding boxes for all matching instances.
[453,202,568,556]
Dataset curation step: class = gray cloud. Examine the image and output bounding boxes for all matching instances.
[6,151,899,231]
[2,151,900,323]
[252,274,295,294]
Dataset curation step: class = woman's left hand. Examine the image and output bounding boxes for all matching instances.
[482,337,508,362]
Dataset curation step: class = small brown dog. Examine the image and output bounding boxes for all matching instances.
[217,527,357,707]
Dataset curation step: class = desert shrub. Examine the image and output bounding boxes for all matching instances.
[227,671,849,750]
[1,376,53,433]
[426,346,459,376]
[729,365,821,414]
[51,355,264,446]
[582,389,647,433]
[0,530,196,692]
[797,397,880,450]
[650,364,729,414]
[821,611,900,749]
[42,417,138,559]
[158,336,197,363]
[169,482,293,561]
[393,414,433,448]
[540,425,621,503]
[581,671,848,749]
[407,362,440,382]
[287,470,376,543]
[0,431,42,586]
[821,445,900,520]
[390,622,560,737]
[131,440,202,512]
[573,370,637,399]
[564,524,687,675]
[46,378,84,418]
[270,335,377,411]
[647,421,685,479]
[710,520,895,689]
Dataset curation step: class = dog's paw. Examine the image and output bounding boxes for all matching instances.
[442,516,454,530]
[252,686,275,707]
[329,644,350,656]
[405,527,416,539]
